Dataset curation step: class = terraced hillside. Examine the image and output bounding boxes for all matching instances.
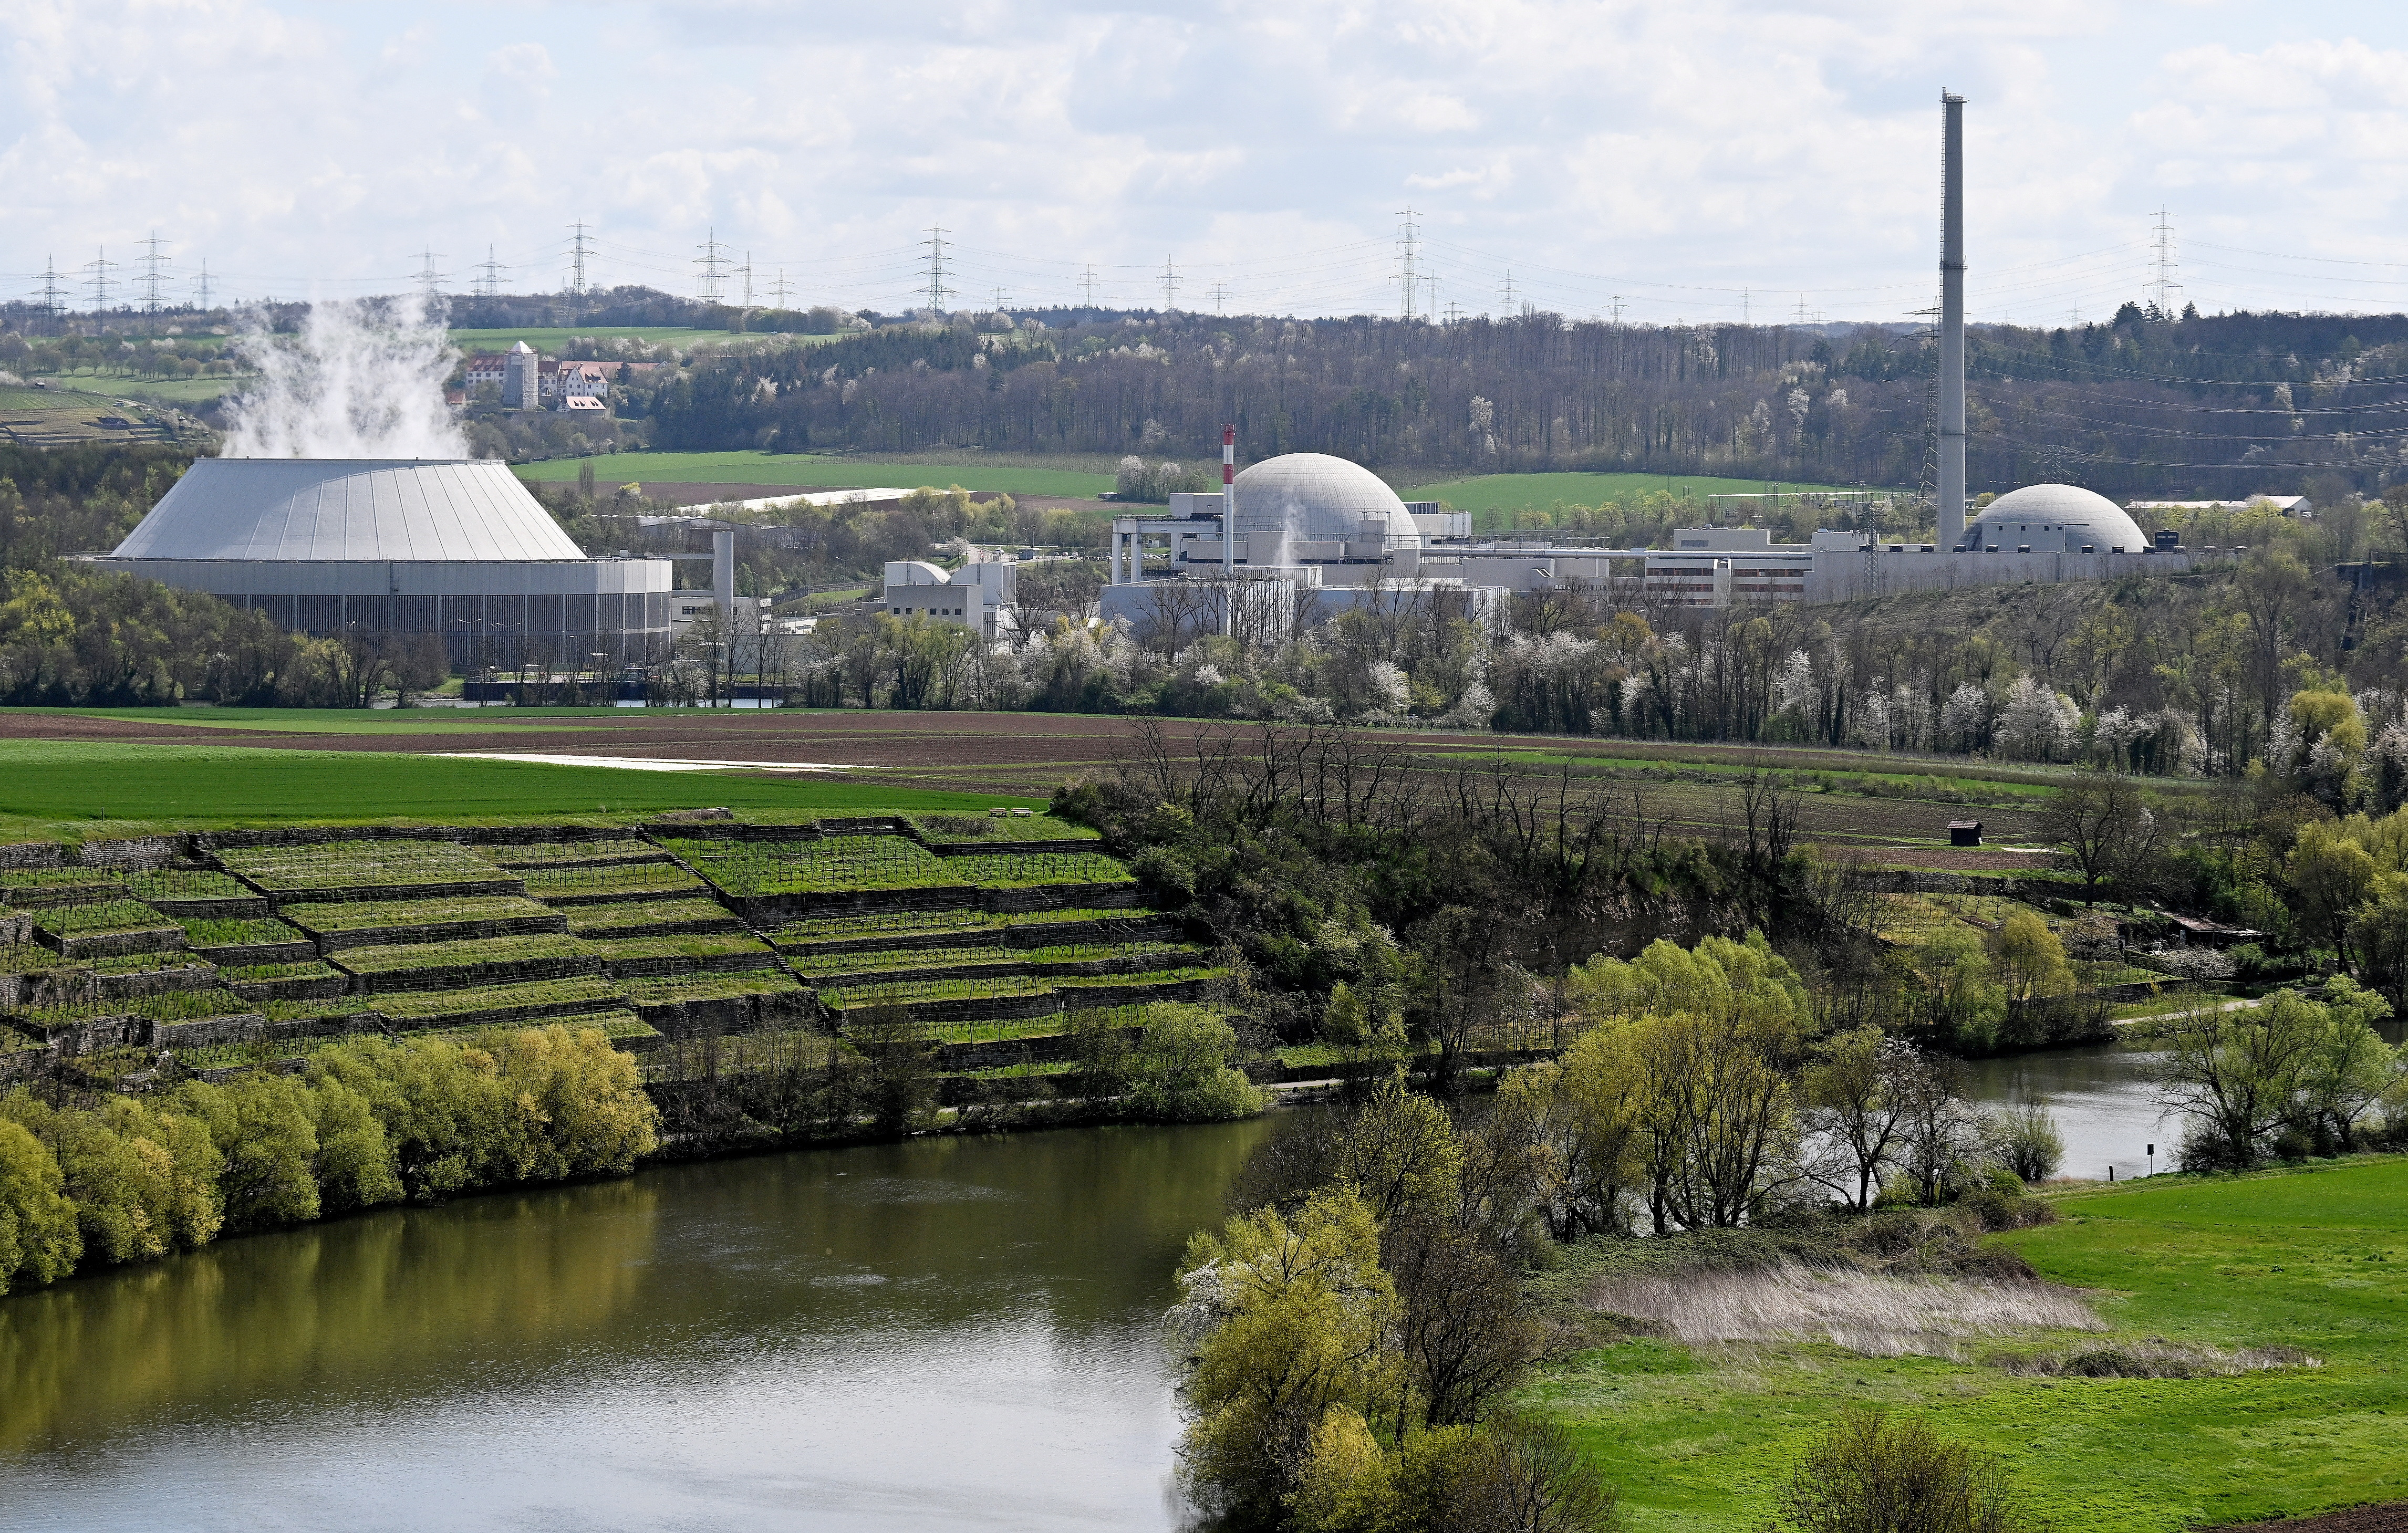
[0,808,1218,1095]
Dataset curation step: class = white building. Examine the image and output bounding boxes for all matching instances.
[1100,455,2192,621]
[502,341,539,410]
[883,559,1020,641]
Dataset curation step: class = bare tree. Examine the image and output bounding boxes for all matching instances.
[2038,768,2162,903]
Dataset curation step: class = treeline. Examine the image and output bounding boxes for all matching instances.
[0,1025,657,1298]
[630,305,2408,497]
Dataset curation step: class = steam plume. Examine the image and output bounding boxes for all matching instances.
[222,294,468,458]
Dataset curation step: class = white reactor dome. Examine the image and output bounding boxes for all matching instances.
[1965,483,2148,554]
[1231,453,1421,551]
[111,458,588,562]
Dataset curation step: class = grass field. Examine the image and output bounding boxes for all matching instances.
[36,706,629,736]
[447,327,840,352]
[1399,471,1876,521]
[1536,1158,2408,1532]
[0,739,1031,840]
[513,450,1117,499]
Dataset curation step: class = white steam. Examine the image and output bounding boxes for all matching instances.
[223,295,469,459]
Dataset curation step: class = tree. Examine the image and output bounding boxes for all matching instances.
[1891,1048,1987,1204]
[1801,1026,1914,1213]
[2292,978,2399,1151]
[1990,913,2073,1006]
[1991,1099,2064,1184]
[2289,823,2378,964]
[1170,1188,1403,1525]
[2144,993,2329,1169]
[2038,769,2162,904]
[0,1117,80,1295]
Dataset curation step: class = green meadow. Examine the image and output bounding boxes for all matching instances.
[448,327,840,352]
[1398,471,1875,523]
[0,738,1026,841]
[1535,1157,2408,1532]
[514,449,1116,499]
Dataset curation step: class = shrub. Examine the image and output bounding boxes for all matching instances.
[0,1091,224,1262]
[0,1117,80,1295]
[1781,1407,2040,1533]
[1992,1099,2064,1184]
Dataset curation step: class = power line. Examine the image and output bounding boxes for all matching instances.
[38,255,66,317]
[474,244,505,298]
[1499,268,1519,316]
[742,251,754,307]
[191,259,212,312]
[1082,264,1099,307]
[1159,254,1180,311]
[694,227,731,303]
[1608,294,1625,325]
[992,286,1009,311]
[568,219,593,296]
[1394,205,1420,320]
[82,247,118,313]
[2148,208,2183,318]
[1208,281,1231,316]
[138,232,169,314]
[413,247,448,300]
[771,269,793,308]
[921,224,953,311]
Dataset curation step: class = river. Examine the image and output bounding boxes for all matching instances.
[0,1039,2321,1528]
[0,1119,1272,1532]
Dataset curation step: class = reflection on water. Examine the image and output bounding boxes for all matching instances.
[0,1120,1272,1532]
[1959,1041,2175,1182]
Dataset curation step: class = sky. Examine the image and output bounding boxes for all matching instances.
[4,0,2406,326]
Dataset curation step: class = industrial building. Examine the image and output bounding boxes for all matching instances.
[1099,93,2191,626]
[96,458,676,668]
[883,559,1020,641]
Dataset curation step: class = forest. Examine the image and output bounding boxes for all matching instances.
[624,303,2408,500]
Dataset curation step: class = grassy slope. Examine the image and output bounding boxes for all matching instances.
[1398,472,1874,519]
[1533,1159,2408,1533]
[0,739,1029,839]
[513,450,1115,498]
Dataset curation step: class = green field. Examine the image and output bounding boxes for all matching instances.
[1537,1158,2408,1532]
[1399,472,1874,520]
[449,327,841,352]
[41,706,631,736]
[0,739,1031,839]
[515,450,1116,499]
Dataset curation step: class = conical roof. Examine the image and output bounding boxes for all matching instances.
[110,458,587,562]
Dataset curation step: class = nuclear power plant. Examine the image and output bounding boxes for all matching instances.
[98,458,676,666]
[1101,90,2188,625]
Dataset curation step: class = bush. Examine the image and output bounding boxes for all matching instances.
[1992,1099,2064,1184]
[1781,1407,2041,1533]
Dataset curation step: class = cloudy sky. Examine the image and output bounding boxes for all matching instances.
[4,0,2405,325]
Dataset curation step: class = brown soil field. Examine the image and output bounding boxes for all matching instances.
[2209,1503,2408,1533]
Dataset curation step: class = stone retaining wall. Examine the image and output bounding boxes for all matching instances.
[245,876,527,908]
[38,925,186,961]
[632,987,817,1039]
[97,963,221,999]
[802,949,1196,991]
[299,912,568,952]
[148,895,272,920]
[230,974,351,1003]
[76,837,179,870]
[838,976,1209,1028]
[342,955,604,995]
[574,911,743,938]
[601,952,781,981]
[195,939,319,966]
[0,843,65,871]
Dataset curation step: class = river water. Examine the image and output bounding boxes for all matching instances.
[0,1039,2312,1528]
[0,1120,1272,1532]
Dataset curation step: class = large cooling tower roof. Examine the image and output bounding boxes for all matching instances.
[1232,453,1421,550]
[1967,483,2147,552]
[110,458,587,562]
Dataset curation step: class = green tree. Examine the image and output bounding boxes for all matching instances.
[0,1117,80,1294]
[173,1072,322,1231]
[2144,992,2331,1169]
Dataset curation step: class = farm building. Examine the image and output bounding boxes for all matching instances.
[94,457,675,669]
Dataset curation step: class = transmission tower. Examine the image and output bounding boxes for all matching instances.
[567,219,593,296]
[741,251,754,307]
[1207,281,1231,316]
[475,245,506,298]
[1499,268,1519,316]
[694,228,731,303]
[38,255,67,318]
[917,225,954,312]
[1443,299,1465,325]
[138,232,170,314]
[1081,264,1099,308]
[82,247,118,314]
[1158,255,1180,311]
[1741,289,1752,325]
[770,269,793,308]
[1607,294,1626,325]
[2147,208,2182,318]
[192,259,213,312]
[413,248,448,300]
[1913,299,1942,525]
[1394,206,1420,320]
[1794,294,1810,325]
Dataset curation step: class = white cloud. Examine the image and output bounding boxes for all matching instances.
[1,0,2403,320]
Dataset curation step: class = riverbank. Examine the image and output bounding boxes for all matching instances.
[1527,1155,2408,1532]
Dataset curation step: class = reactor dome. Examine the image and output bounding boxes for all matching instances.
[111,457,589,562]
[1231,453,1421,551]
[1965,484,2147,554]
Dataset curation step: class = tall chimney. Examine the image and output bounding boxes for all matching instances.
[1939,91,1968,551]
